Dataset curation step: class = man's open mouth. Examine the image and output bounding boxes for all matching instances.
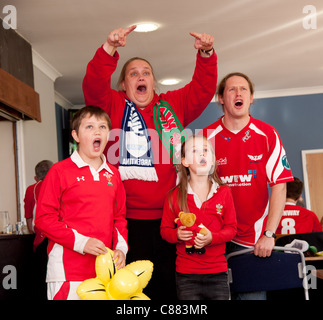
[235,100,243,107]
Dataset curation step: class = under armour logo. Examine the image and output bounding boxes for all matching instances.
[77,176,85,182]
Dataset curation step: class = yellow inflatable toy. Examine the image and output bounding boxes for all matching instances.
[77,248,153,300]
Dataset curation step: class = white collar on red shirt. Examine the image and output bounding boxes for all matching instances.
[187,178,219,209]
[71,150,114,180]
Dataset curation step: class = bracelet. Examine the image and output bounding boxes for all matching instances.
[200,47,213,56]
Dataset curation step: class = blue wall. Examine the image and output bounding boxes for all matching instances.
[187,93,323,182]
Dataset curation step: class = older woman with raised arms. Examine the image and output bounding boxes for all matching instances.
[83,25,218,300]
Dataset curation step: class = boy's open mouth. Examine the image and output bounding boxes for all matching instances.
[93,139,101,151]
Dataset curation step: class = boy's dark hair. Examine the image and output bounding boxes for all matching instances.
[71,105,111,134]
[286,177,303,200]
[35,160,53,180]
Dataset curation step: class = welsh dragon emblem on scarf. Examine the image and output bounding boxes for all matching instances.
[118,99,187,181]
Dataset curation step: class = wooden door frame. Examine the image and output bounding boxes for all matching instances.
[0,116,20,222]
[301,149,323,211]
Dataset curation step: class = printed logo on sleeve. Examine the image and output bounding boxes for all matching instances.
[282,155,291,170]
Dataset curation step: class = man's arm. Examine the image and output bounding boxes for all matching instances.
[254,183,286,257]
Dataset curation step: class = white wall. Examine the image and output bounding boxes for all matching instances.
[18,65,59,219]
[0,121,17,226]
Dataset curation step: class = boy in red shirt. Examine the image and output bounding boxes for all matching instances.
[35,106,128,300]
[276,177,322,234]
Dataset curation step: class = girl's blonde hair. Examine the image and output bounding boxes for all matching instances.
[169,134,224,213]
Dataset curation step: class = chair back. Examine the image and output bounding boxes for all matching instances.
[227,246,309,300]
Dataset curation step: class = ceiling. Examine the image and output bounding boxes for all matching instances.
[1,0,323,106]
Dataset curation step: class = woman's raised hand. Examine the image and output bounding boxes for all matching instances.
[103,25,137,55]
[190,32,214,54]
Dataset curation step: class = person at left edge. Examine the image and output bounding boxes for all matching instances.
[24,159,53,300]
[24,159,53,251]
[35,106,128,300]
[83,25,217,300]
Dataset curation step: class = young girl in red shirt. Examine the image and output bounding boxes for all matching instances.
[161,135,237,300]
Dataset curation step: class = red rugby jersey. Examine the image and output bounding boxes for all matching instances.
[276,202,322,234]
[24,181,46,250]
[35,151,128,282]
[161,182,237,274]
[200,116,294,246]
